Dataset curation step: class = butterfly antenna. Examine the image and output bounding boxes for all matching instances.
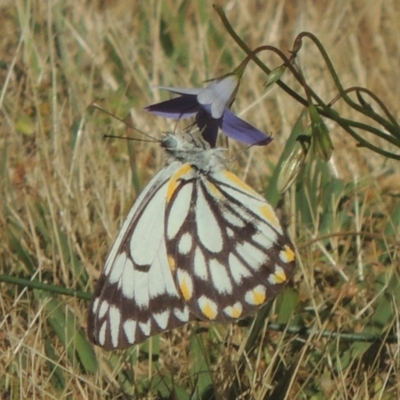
[89,102,159,142]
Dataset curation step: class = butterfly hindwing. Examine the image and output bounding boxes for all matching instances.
[165,165,295,323]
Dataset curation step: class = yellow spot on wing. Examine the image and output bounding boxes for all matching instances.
[202,301,217,320]
[178,272,193,300]
[168,255,176,272]
[246,285,266,305]
[259,204,280,229]
[274,269,287,284]
[224,302,243,319]
[205,181,223,198]
[167,164,193,202]
[280,245,295,263]
[230,305,242,318]
[180,280,191,301]
[222,171,259,196]
[253,289,266,305]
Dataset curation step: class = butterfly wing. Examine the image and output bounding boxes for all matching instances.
[165,165,295,322]
[88,162,191,350]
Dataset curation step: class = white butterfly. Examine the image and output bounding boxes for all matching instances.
[87,132,295,350]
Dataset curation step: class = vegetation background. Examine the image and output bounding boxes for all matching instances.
[1,0,399,399]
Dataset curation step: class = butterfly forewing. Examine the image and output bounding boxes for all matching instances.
[165,165,296,323]
[88,162,191,350]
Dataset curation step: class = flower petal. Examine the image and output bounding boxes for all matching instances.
[220,109,272,145]
[196,109,219,147]
[197,75,238,119]
[144,96,200,119]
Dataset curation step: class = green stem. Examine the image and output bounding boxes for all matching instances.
[0,273,92,301]
[268,322,397,343]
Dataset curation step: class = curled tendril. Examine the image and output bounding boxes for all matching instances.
[214,5,400,160]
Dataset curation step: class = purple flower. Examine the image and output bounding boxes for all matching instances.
[144,75,272,148]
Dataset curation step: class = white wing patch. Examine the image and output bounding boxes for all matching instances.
[228,253,252,284]
[235,242,266,271]
[209,259,232,294]
[174,305,189,321]
[107,252,126,284]
[98,300,109,319]
[132,270,150,308]
[120,257,135,299]
[195,187,223,253]
[166,181,193,239]
[194,247,208,280]
[130,182,169,267]
[109,306,121,348]
[153,310,170,329]
[178,232,193,255]
[98,321,107,346]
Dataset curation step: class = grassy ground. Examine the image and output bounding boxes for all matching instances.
[1,0,400,399]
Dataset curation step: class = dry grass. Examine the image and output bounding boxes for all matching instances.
[1,0,400,399]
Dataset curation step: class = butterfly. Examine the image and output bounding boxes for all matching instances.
[87,132,296,350]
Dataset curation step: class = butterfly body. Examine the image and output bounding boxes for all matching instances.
[88,133,295,350]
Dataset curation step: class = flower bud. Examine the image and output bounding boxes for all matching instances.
[309,104,334,161]
[265,65,286,89]
[277,130,311,193]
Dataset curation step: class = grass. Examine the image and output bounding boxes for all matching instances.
[1,0,400,399]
